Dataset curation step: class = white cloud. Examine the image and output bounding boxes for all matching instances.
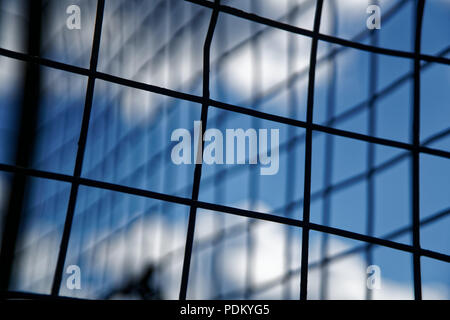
[0,0,377,124]
[1,0,448,301]
[12,199,449,300]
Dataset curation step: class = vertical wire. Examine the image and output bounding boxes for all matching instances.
[0,0,42,293]
[59,10,89,295]
[0,0,445,300]
[183,2,201,299]
[412,0,425,300]
[299,0,324,300]
[179,0,221,300]
[53,23,77,292]
[51,0,105,296]
[365,0,379,301]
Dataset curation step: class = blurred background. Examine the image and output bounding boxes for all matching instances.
[0,0,448,300]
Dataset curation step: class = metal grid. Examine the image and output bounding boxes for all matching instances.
[0,0,448,300]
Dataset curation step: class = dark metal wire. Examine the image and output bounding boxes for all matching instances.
[411,0,425,300]
[0,0,448,300]
[299,0,324,300]
[365,0,379,301]
[0,0,42,293]
[179,0,220,300]
[51,0,105,296]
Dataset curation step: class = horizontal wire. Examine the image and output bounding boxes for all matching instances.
[1,47,448,160]
[0,162,448,264]
[217,207,450,299]
[1,0,448,299]
[185,0,450,65]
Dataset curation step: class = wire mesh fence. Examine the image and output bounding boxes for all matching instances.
[0,0,448,300]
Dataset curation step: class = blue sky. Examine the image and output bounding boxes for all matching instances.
[0,0,448,299]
